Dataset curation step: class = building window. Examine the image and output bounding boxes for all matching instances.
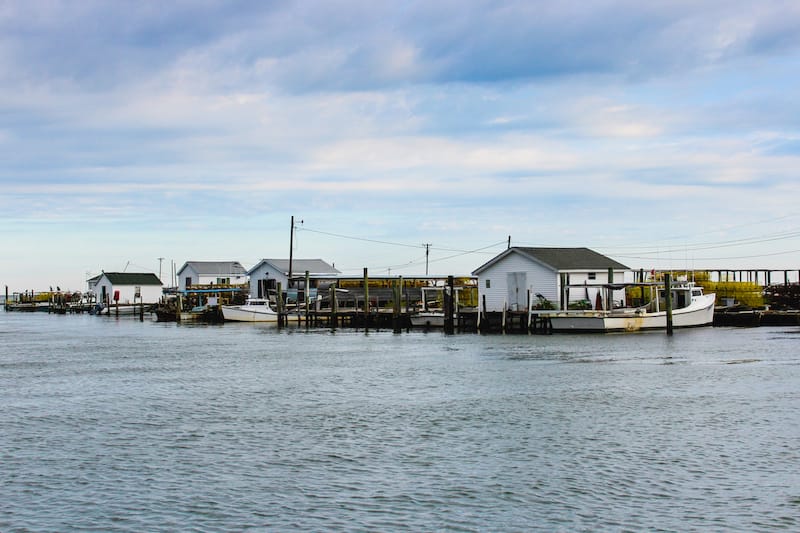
[485,279,491,289]
[588,272,596,280]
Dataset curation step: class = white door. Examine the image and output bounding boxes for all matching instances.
[507,272,527,311]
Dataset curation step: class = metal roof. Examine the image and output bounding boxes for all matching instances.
[178,261,247,276]
[248,258,340,276]
[472,247,628,274]
[100,272,163,285]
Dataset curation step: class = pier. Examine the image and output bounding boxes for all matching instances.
[5,267,800,332]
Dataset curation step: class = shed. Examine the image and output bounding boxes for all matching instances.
[177,261,248,291]
[94,272,163,305]
[472,247,629,311]
[247,259,340,299]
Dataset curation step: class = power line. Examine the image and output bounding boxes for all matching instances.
[614,248,800,262]
[298,226,508,255]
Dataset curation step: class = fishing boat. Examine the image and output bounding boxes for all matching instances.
[410,310,447,327]
[539,281,716,333]
[409,286,458,328]
[221,298,279,322]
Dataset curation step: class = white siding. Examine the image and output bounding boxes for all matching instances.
[95,281,162,305]
[248,263,289,299]
[477,253,558,312]
[562,269,631,308]
[178,266,199,291]
[178,265,248,290]
[476,254,632,311]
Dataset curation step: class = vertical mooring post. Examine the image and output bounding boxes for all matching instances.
[640,268,645,306]
[305,270,311,327]
[665,273,674,336]
[444,275,455,334]
[392,277,402,333]
[363,267,369,325]
[527,289,533,332]
[329,284,338,329]
[4,285,8,311]
[559,273,567,310]
[479,294,486,332]
[277,282,284,327]
[608,267,614,309]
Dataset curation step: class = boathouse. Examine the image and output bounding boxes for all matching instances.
[472,247,629,312]
[177,261,248,291]
[247,259,340,299]
[93,272,163,305]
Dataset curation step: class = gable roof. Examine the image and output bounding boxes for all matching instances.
[248,258,340,276]
[472,247,628,275]
[177,261,247,276]
[100,272,163,286]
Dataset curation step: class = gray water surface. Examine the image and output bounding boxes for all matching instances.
[1,312,799,531]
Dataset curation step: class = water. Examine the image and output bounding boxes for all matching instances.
[1,312,799,531]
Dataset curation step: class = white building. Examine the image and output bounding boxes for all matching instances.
[94,272,163,305]
[177,261,248,291]
[247,258,340,299]
[472,247,630,312]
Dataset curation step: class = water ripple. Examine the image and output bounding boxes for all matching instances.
[1,314,799,531]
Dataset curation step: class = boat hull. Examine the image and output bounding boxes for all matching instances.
[410,312,446,327]
[221,305,279,322]
[543,294,716,332]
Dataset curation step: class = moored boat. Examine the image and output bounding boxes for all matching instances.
[539,282,716,332]
[221,298,279,322]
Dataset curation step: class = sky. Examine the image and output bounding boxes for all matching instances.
[2,0,800,292]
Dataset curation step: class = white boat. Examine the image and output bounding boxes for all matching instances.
[221,298,279,322]
[409,286,463,328]
[410,310,447,327]
[540,282,716,332]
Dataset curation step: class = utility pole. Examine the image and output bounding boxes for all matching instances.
[288,217,303,288]
[507,235,511,249]
[423,243,431,275]
[289,216,294,286]
[157,257,164,282]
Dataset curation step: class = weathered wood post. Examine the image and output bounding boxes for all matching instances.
[664,273,674,336]
[640,268,646,306]
[176,294,182,323]
[329,284,338,329]
[277,282,284,327]
[305,270,310,326]
[392,277,402,333]
[527,289,533,332]
[559,273,567,310]
[444,275,455,334]
[479,294,486,332]
[363,267,369,326]
[4,285,8,311]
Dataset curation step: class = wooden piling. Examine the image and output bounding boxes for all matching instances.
[277,282,284,327]
[526,289,532,331]
[392,277,402,333]
[305,270,311,326]
[4,285,8,311]
[363,267,369,324]
[665,273,674,336]
[329,284,338,328]
[444,275,455,334]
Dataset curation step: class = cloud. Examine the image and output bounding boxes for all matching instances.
[2,1,800,289]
